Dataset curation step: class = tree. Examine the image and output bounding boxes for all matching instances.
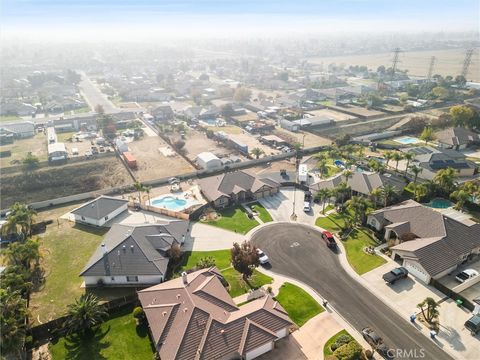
[403,152,414,176]
[1,203,37,240]
[98,114,116,138]
[370,188,382,207]
[384,151,394,169]
[346,196,372,225]
[449,105,475,128]
[408,164,423,199]
[233,87,252,102]
[5,239,40,271]
[379,184,396,207]
[333,340,363,360]
[315,188,331,214]
[167,244,183,265]
[22,153,39,171]
[94,104,105,115]
[251,147,264,160]
[0,289,28,359]
[196,256,216,269]
[419,126,435,144]
[316,159,329,179]
[408,116,429,133]
[417,297,440,324]
[0,265,33,296]
[454,75,466,87]
[64,293,108,335]
[431,86,450,100]
[231,241,260,281]
[173,139,186,150]
[450,189,470,211]
[133,182,146,205]
[392,152,403,172]
[433,167,458,195]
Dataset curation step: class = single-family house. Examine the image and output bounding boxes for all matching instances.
[198,171,280,208]
[138,267,293,360]
[152,105,174,123]
[435,127,480,150]
[81,220,189,286]
[71,196,128,227]
[0,102,36,117]
[196,152,222,170]
[367,200,480,283]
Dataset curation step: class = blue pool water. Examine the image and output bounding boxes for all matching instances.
[151,196,187,211]
[424,198,453,209]
[394,136,420,145]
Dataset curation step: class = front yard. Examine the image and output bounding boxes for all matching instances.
[249,202,273,223]
[204,206,259,234]
[275,282,324,327]
[50,306,154,360]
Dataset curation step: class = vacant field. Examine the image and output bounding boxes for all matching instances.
[0,157,132,208]
[334,104,385,117]
[206,125,243,134]
[229,131,281,158]
[0,133,48,168]
[307,108,356,122]
[274,128,332,148]
[182,129,233,162]
[127,136,195,181]
[307,48,480,81]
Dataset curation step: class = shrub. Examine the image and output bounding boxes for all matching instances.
[325,356,338,360]
[333,341,363,360]
[331,343,339,351]
[365,349,373,359]
[133,306,145,320]
[335,334,353,347]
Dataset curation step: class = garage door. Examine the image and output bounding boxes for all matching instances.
[404,261,429,283]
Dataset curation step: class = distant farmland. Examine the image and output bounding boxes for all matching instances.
[307,48,479,82]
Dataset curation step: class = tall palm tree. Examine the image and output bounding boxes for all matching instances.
[392,152,403,172]
[5,239,40,271]
[334,182,351,205]
[409,164,423,186]
[316,159,329,179]
[384,151,394,169]
[343,169,354,197]
[0,289,28,359]
[433,167,458,195]
[370,188,382,207]
[133,182,146,205]
[315,188,331,214]
[346,196,372,225]
[403,152,415,176]
[251,147,264,159]
[64,293,108,335]
[1,203,37,240]
[380,184,397,208]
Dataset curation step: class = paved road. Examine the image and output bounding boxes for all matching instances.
[78,72,118,113]
[250,223,453,360]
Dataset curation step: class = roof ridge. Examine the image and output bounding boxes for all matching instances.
[194,316,214,360]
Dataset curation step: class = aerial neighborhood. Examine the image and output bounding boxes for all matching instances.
[1,3,480,360]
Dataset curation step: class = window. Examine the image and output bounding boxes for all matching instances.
[126,276,138,282]
[104,215,109,220]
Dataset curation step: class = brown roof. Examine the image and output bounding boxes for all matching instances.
[138,267,292,360]
[435,127,480,146]
[198,170,280,202]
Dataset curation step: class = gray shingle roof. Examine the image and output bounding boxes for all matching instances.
[71,196,128,220]
[435,127,480,146]
[80,221,188,277]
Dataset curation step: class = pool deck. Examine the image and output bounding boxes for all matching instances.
[429,206,477,225]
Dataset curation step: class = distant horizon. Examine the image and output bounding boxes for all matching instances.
[1,0,479,41]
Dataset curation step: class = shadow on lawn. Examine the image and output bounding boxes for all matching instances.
[62,326,111,360]
[72,223,109,236]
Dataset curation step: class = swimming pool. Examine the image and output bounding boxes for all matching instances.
[151,196,187,211]
[424,198,453,209]
[394,136,420,145]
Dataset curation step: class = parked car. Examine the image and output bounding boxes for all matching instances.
[256,249,269,264]
[99,146,105,152]
[455,269,479,283]
[321,230,336,248]
[303,201,311,212]
[361,327,393,359]
[91,146,99,155]
[465,314,480,334]
[304,191,312,202]
[382,267,409,284]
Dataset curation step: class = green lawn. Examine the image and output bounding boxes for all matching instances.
[275,283,324,327]
[205,206,259,234]
[343,229,386,275]
[29,221,108,324]
[56,131,77,143]
[50,307,154,360]
[0,115,22,122]
[180,250,231,271]
[323,329,351,356]
[315,212,347,233]
[221,268,273,298]
[73,106,92,114]
[249,202,273,223]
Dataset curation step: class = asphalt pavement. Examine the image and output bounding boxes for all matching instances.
[250,223,454,360]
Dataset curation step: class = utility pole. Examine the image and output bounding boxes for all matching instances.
[461,49,474,79]
[427,56,436,82]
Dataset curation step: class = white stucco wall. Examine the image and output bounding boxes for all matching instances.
[83,274,163,286]
[74,203,128,226]
[245,341,274,360]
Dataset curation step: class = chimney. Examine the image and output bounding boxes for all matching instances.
[181,272,188,285]
[101,243,107,256]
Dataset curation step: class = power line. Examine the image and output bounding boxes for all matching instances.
[427,56,436,81]
[461,49,474,78]
[390,48,402,81]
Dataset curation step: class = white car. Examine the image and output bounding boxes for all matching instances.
[455,269,479,283]
[256,249,269,264]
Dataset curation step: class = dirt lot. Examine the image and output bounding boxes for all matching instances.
[229,132,281,158]
[182,129,233,161]
[334,104,385,117]
[127,136,195,181]
[274,128,332,148]
[0,157,132,208]
[0,133,48,168]
[306,109,356,122]
[250,159,297,175]
[57,131,114,157]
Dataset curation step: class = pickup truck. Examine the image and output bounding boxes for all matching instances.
[382,267,409,284]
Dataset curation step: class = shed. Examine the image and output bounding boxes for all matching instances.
[196,152,222,170]
[48,142,67,162]
[279,119,300,132]
[71,196,128,227]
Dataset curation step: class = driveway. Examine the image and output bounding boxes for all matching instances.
[259,187,321,226]
[250,223,453,360]
[185,222,244,251]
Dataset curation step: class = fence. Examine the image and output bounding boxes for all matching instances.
[28,294,139,345]
[140,204,190,220]
[430,279,474,311]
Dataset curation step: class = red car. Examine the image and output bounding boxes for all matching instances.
[321,230,336,248]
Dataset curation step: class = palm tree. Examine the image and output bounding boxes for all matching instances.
[433,167,458,195]
[315,188,331,214]
[5,239,40,270]
[403,152,414,176]
[0,289,28,359]
[370,188,382,207]
[346,196,372,225]
[450,189,470,211]
[417,297,440,324]
[64,293,108,335]
[380,184,396,207]
[414,183,429,202]
[1,203,37,239]
[419,126,435,144]
[343,169,354,197]
[144,186,152,205]
[316,159,329,179]
[334,181,351,205]
[392,152,403,172]
[409,164,423,185]
[251,147,264,159]
[384,151,394,169]
[313,152,327,162]
[133,181,146,205]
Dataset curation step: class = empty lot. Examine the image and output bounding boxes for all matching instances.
[182,129,233,162]
[307,108,357,122]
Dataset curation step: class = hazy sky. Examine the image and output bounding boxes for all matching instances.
[2,0,479,40]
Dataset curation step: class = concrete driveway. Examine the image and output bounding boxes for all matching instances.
[259,187,321,226]
[185,222,244,251]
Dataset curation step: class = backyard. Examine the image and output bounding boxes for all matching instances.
[49,306,154,360]
[274,282,324,327]
[204,206,260,234]
[316,212,386,275]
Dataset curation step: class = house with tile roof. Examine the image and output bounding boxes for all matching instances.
[435,127,480,151]
[368,200,480,283]
[80,220,188,287]
[138,267,293,360]
[71,196,129,226]
[198,171,280,208]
